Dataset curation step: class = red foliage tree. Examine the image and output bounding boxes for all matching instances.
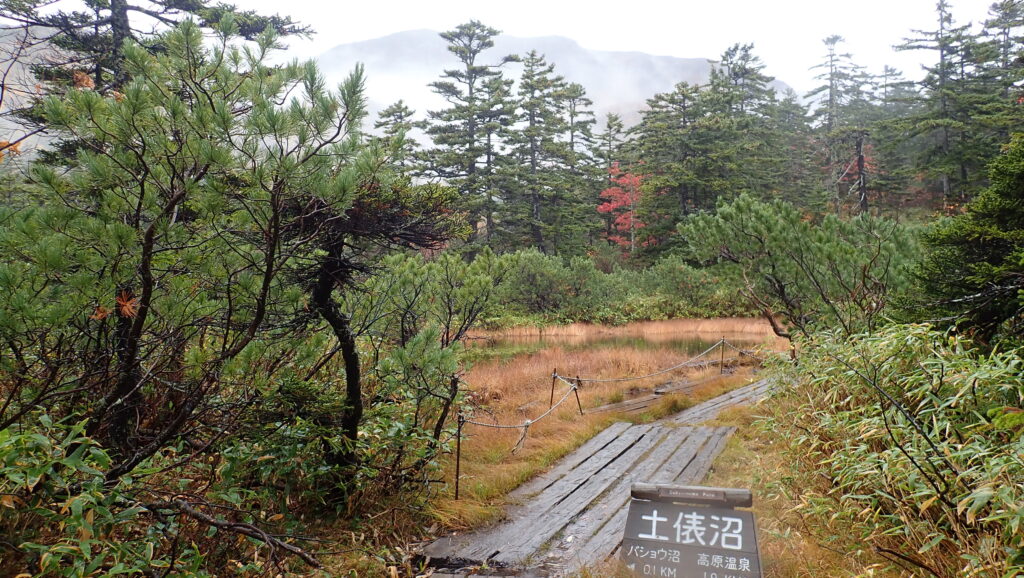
[597,163,645,253]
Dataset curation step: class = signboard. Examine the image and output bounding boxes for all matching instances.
[621,486,762,578]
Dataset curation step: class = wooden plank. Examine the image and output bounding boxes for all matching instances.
[676,426,736,483]
[648,426,715,483]
[588,393,660,414]
[428,424,660,565]
[543,427,697,570]
[481,424,666,566]
[670,378,775,425]
[508,420,632,501]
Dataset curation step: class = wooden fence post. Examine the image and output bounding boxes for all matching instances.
[550,369,557,408]
[455,413,464,500]
[720,337,726,374]
[574,376,584,416]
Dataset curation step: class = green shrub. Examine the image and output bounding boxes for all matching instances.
[1,415,208,576]
[766,324,1024,576]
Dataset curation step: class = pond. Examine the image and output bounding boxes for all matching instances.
[468,318,782,361]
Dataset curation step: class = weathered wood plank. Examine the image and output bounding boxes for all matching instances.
[649,426,715,483]
[556,426,738,574]
[670,378,775,425]
[481,424,666,566]
[508,420,633,501]
[676,426,736,483]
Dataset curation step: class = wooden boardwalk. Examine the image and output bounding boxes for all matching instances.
[423,378,776,576]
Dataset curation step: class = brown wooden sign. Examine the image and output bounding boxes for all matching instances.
[621,485,762,578]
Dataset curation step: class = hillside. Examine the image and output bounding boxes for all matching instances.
[316,29,791,126]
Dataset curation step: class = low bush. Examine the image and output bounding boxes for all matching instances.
[491,250,752,326]
[766,324,1024,576]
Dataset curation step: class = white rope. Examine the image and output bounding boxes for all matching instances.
[723,340,765,361]
[463,381,578,430]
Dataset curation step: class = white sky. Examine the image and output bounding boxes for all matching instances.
[241,0,997,95]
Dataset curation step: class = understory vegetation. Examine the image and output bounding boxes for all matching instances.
[735,136,1024,576]
[767,326,1024,576]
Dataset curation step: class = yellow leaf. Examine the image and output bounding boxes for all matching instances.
[0,494,15,508]
[919,496,938,513]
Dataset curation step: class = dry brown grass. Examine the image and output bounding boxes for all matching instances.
[428,338,765,530]
[471,317,781,340]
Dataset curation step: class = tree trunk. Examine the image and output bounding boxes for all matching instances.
[311,266,362,468]
[109,0,130,87]
[856,133,868,214]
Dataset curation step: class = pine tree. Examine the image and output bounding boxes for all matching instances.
[424,20,516,241]
[3,19,461,481]
[0,0,307,89]
[500,50,570,252]
[374,99,426,165]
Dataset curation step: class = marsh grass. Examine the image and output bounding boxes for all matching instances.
[470,317,778,339]
[429,339,765,530]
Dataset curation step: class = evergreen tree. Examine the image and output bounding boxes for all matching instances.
[477,74,517,243]
[806,35,875,214]
[501,50,570,253]
[629,44,788,255]
[374,99,426,165]
[424,20,516,241]
[897,0,985,205]
[553,81,601,255]
[914,133,1024,341]
[764,90,819,208]
[870,65,922,210]
[0,0,306,89]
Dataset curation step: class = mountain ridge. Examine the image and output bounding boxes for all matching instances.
[315,30,791,127]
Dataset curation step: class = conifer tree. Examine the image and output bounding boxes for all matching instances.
[897,0,983,205]
[0,0,306,89]
[374,99,426,165]
[501,50,570,252]
[915,133,1024,341]
[424,20,516,240]
[477,74,517,243]
[807,35,875,214]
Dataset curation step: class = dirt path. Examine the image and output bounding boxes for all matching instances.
[422,378,776,576]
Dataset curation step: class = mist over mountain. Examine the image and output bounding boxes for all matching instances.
[315,29,791,128]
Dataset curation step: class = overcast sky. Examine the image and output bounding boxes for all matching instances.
[241,0,998,95]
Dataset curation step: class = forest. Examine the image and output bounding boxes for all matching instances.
[0,0,1023,575]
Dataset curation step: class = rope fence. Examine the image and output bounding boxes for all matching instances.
[452,338,764,499]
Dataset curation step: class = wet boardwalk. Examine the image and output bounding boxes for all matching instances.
[423,378,776,576]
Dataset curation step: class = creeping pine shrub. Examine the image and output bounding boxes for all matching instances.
[493,250,752,325]
[765,324,1024,576]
